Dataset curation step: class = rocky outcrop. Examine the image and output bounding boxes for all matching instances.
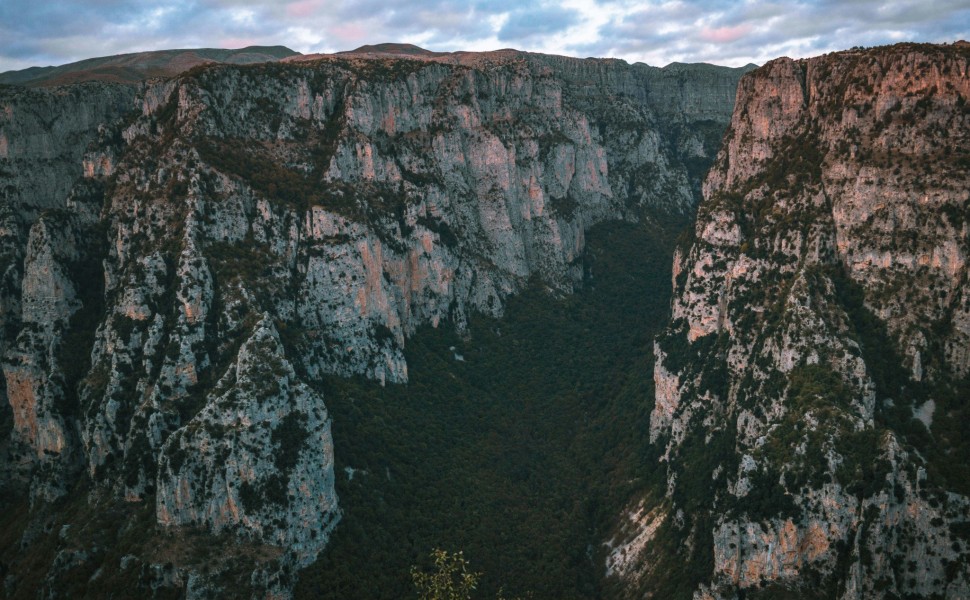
[616,42,970,599]
[2,181,109,502]
[3,213,80,499]
[0,49,749,597]
[156,318,338,567]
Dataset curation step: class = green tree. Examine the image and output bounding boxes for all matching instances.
[412,549,481,600]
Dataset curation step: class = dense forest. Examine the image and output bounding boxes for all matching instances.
[295,216,683,598]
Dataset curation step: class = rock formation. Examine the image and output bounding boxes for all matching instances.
[615,42,970,599]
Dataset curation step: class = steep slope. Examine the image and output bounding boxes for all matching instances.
[0,82,139,502]
[613,42,970,599]
[0,46,298,87]
[0,50,749,596]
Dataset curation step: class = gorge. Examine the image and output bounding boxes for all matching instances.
[0,41,968,599]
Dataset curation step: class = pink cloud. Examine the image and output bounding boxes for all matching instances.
[287,0,323,18]
[327,23,369,44]
[220,37,259,48]
[700,24,752,44]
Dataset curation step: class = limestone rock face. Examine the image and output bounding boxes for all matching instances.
[0,49,749,596]
[2,181,108,502]
[0,83,136,213]
[3,211,83,502]
[156,318,338,567]
[0,85,137,497]
[617,43,970,599]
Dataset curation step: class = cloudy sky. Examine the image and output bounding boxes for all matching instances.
[1,0,969,73]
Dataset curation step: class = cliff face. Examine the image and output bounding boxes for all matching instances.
[0,50,748,596]
[615,43,970,599]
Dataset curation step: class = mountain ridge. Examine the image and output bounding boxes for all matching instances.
[0,45,300,87]
[0,42,757,89]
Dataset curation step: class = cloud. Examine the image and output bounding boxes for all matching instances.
[498,6,581,42]
[700,25,752,44]
[1,0,969,73]
[575,0,970,66]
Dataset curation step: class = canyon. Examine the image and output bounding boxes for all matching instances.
[0,41,968,599]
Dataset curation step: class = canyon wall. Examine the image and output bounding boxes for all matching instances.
[614,42,970,600]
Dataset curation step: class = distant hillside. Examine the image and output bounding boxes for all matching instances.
[0,46,299,87]
[340,43,439,56]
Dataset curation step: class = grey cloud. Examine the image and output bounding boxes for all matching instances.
[322,0,505,38]
[571,29,680,59]
[383,6,496,41]
[498,6,580,42]
[575,0,970,67]
[0,0,293,69]
[605,3,702,32]
[0,0,143,39]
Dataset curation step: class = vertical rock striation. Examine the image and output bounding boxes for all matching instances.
[617,42,970,599]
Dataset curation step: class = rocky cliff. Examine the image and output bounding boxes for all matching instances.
[612,42,970,599]
[0,49,748,597]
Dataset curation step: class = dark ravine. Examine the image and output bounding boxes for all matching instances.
[296,217,682,599]
[612,42,970,599]
[0,46,748,597]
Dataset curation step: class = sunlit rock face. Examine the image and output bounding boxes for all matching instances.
[614,42,970,599]
[0,48,748,596]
